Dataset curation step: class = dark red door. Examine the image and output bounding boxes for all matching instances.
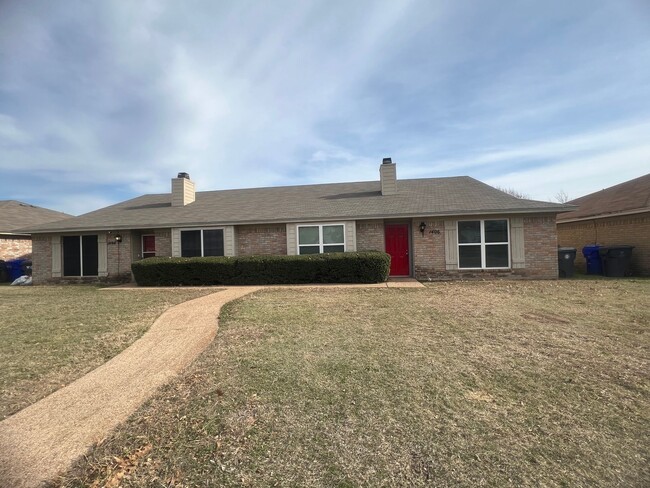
[385,224,410,276]
[142,235,156,258]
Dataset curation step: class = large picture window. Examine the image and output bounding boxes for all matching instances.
[458,219,509,269]
[298,224,345,255]
[62,235,99,276]
[180,229,224,257]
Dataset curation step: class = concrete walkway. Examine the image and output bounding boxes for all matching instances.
[0,280,423,487]
[0,287,260,488]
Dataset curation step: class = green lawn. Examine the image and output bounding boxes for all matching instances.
[58,280,649,487]
[0,286,215,419]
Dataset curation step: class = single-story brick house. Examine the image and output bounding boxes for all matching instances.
[557,173,650,276]
[23,159,572,284]
[0,200,71,261]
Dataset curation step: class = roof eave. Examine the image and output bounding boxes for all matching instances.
[557,207,650,223]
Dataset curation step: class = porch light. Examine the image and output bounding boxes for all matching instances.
[115,234,122,243]
[419,222,427,235]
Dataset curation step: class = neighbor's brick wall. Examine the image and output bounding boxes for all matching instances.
[0,236,32,261]
[236,225,287,256]
[412,218,446,279]
[356,220,385,251]
[31,234,52,284]
[107,231,133,281]
[557,212,650,276]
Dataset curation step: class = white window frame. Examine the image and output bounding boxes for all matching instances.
[180,227,225,257]
[457,219,510,269]
[296,223,346,255]
[141,234,156,258]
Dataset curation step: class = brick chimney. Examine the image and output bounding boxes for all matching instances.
[380,157,397,195]
[171,172,195,206]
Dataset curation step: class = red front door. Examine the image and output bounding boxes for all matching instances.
[385,224,410,276]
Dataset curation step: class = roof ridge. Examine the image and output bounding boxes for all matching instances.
[191,175,471,194]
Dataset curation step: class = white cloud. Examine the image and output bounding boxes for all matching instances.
[396,120,650,178]
[0,114,32,145]
[0,1,649,214]
[484,143,650,202]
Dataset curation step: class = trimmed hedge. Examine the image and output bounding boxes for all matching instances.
[131,251,391,286]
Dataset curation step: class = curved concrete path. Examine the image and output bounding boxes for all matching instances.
[0,287,260,488]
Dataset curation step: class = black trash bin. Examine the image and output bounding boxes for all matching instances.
[0,260,7,282]
[599,246,635,277]
[558,247,577,278]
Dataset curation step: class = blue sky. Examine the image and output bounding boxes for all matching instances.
[0,0,649,215]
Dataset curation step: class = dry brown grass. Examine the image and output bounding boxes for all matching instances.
[59,280,649,487]
[0,286,215,419]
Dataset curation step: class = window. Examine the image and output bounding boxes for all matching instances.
[298,224,345,255]
[62,235,98,276]
[180,229,224,257]
[142,235,156,258]
[458,219,509,269]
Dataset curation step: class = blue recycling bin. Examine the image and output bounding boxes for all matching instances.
[6,259,26,281]
[582,245,602,275]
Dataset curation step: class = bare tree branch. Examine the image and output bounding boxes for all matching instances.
[495,186,531,199]
[554,189,570,203]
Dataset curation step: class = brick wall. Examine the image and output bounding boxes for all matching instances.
[557,212,649,276]
[32,232,135,284]
[412,214,559,280]
[356,220,385,251]
[107,231,133,281]
[28,216,564,283]
[0,236,32,261]
[523,214,558,279]
[412,218,446,279]
[236,225,287,256]
[31,235,52,284]
[154,229,172,257]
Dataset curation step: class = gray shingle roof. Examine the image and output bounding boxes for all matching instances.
[0,200,72,234]
[21,177,572,233]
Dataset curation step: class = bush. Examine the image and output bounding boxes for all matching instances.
[131,252,391,286]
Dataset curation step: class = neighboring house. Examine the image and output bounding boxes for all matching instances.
[0,200,72,261]
[557,173,650,276]
[22,159,572,284]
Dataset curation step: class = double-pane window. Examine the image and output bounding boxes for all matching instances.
[458,220,509,269]
[298,224,345,254]
[180,229,224,257]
